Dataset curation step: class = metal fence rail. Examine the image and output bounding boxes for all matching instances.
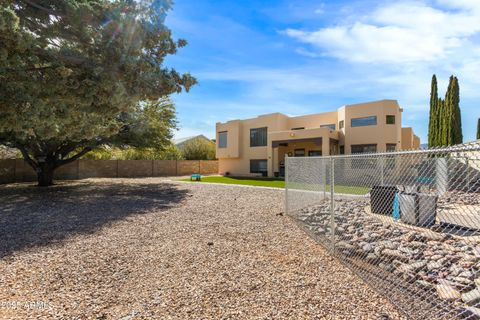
[286,142,480,319]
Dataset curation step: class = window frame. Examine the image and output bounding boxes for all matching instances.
[218,131,228,148]
[351,144,377,154]
[308,150,322,157]
[386,143,397,152]
[250,159,268,174]
[386,115,396,125]
[320,124,336,130]
[351,116,377,127]
[250,127,268,147]
[339,120,344,129]
[294,149,306,157]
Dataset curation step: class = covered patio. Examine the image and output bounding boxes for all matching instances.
[268,128,340,177]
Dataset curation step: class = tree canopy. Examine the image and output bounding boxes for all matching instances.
[0,0,196,185]
[180,137,216,160]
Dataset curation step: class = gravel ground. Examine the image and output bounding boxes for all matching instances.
[0,178,405,319]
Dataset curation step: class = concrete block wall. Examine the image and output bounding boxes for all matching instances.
[0,159,219,184]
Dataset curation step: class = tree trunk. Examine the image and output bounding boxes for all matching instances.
[37,163,56,187]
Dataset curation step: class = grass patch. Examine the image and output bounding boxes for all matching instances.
[180,176,285,188]
[179,176,370,195]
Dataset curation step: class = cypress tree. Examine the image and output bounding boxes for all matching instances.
[437,98,446,146]
[452,76,462,144]
[428,75,438,147]
[477,119,480,140]
[444,76,455,146]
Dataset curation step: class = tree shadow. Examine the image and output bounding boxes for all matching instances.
[0,180,189,258]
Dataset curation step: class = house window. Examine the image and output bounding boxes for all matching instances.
[339,120,344,129]
[218,131,227,148]
[308,150,322,156]
[250,127,267,147]
[294,149,305,157]
[320,124,336,130]
[386,144,397,152]
[351,116,377,127]
[340,146,345,154]
[291,127,305,130]
[386,115,395,124]
[351,144,377,154]
[351,144,377,168]
[250,159,267,173]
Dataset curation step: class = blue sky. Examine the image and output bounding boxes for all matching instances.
[164,0,480,143]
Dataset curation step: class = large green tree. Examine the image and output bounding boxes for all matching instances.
[428,74,438,147]
[427,75,462,147]
[0,0,196,185]
[443,76,462,146]
[180,137,216,160]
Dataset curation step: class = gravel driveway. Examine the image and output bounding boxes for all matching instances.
[0,178,405,319]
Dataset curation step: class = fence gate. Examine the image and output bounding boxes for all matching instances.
[286,142,480,319]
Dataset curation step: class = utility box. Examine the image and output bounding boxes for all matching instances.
[399,193,437,227]
[370,186,398,215]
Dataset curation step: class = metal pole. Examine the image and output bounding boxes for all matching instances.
[323,160,326,200]
[330,157,335,253]
[380,157,385,185]
[285,155,289,216]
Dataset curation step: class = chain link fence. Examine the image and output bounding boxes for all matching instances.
[286,141,480,319]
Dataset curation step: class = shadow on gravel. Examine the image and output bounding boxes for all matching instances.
[0,180,188,258]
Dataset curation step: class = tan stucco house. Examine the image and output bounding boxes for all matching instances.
[215,99,420,177]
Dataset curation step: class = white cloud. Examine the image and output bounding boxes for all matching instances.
[285,1,480,64]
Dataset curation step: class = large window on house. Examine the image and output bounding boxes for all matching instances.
[339,120,344,129]
[218,131,227,148]
[308,150,322,156]
[250,127,267,147]
[386,143,397,152]
[351,116,377,127]
[351,144,377,154]
[294,149,305,157]
[386,115,396,124]
[320,124,336,130]
[351,144,377,168]
[250,159,267,173]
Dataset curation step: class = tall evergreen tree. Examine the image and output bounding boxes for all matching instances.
[437,98,446,146]
[477,119,480,140]
[451,76,462,144]
[428,75,438,147]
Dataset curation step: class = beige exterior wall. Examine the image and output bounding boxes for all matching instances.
[216,99,420,177]
[401,127,421,150]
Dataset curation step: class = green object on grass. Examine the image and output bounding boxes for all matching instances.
[191,174,201,181]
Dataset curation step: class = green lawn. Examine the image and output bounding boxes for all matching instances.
[180,176,285,188]
[179,176,370,195]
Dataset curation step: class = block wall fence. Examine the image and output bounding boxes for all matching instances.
[0,159,219,184]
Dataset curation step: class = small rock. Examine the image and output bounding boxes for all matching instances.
[427,261,442,271]
[382,249,409,262]
[207,242,214,246]
[436,283,461,301]
[462,289,480,306]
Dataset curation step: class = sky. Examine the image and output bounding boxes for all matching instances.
[164,0,480,144]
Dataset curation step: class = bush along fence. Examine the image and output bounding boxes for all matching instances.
[0,159,218,184]
[286,141,480,320]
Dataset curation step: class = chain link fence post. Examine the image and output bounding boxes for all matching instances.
[330,157,335,253]
[285,155,289,216]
